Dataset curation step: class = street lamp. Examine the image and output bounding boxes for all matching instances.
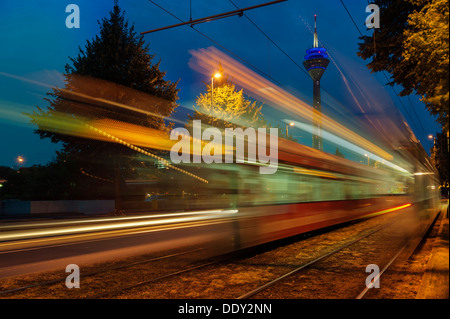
[286,122,294,137]
[428,134,436,149]
[364,153,370,165]
[211,72,222,108]
[16,155,24,172]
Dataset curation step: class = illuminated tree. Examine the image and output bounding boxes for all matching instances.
[358,0,449,133]
[402,0,449,132]
[190,81,266,129]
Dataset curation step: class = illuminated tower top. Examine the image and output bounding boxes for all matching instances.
[313,14,318,48]
[303,15,329,82]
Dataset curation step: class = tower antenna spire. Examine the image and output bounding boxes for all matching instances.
[313,14,318,48]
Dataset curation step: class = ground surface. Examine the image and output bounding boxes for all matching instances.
[0,206,447,299]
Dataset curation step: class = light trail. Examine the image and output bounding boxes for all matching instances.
[189,47,394,161]
[287,119,410,173]
[0,72,210,183]
[0,209,238,242]
[360,203,412,220]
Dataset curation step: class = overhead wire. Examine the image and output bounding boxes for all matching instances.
[227,0,310,78]
[145,0,429,152]
[144,0,396,150]
[145,0,299,96]
[216,0,368,134]
[339,0,428,138]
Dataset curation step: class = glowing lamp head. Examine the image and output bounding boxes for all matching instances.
[289,122,295,126]
[213,72,222,79]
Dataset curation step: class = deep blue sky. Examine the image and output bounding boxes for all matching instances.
[0,0,441,167]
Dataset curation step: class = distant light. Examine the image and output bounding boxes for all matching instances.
[0,184,3,188]
[428,134,434,139]
[289,122,295,126]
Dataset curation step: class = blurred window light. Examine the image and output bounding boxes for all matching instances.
[286,120,410,174]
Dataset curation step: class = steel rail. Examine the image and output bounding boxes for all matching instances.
[356,210,442,299]
[236,224,388,299]
[0,248,202,296]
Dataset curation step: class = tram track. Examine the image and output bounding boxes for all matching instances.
[108,206,423,299]
[237,210,442,299]
[0,247,204,297]
[236,223,388,299]
[0,204,440,299]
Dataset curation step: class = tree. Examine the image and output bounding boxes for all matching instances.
[403,0,449,132]
[190,77,266,130]
[335,147,345,158]
[358,0,449,132]
[28,2,179,212]
[430,132,449,194]
[188,69,297,144]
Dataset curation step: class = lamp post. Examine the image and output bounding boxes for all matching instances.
[286,122,294,137]
[211,72,222,108]
[16,155,24,172]
[428,134,436,150]
[364,153,370,165]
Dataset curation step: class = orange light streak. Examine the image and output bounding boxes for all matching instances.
[361,203,412,219]
[189,47,394,161]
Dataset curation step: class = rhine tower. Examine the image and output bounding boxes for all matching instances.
[303,15,329,150]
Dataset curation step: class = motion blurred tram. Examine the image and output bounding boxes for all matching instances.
[137,134,441,250]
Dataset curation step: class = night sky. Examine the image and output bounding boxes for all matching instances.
[0,0,441,168]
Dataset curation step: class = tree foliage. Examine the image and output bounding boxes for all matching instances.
[190,81,266,129]
[403,0,449,132]
[335,147,345,158]
[189,69,295,142]
[0,153,114,201]
[27,2,179,208]
[358,0,449,132]
[188,64,265,129]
